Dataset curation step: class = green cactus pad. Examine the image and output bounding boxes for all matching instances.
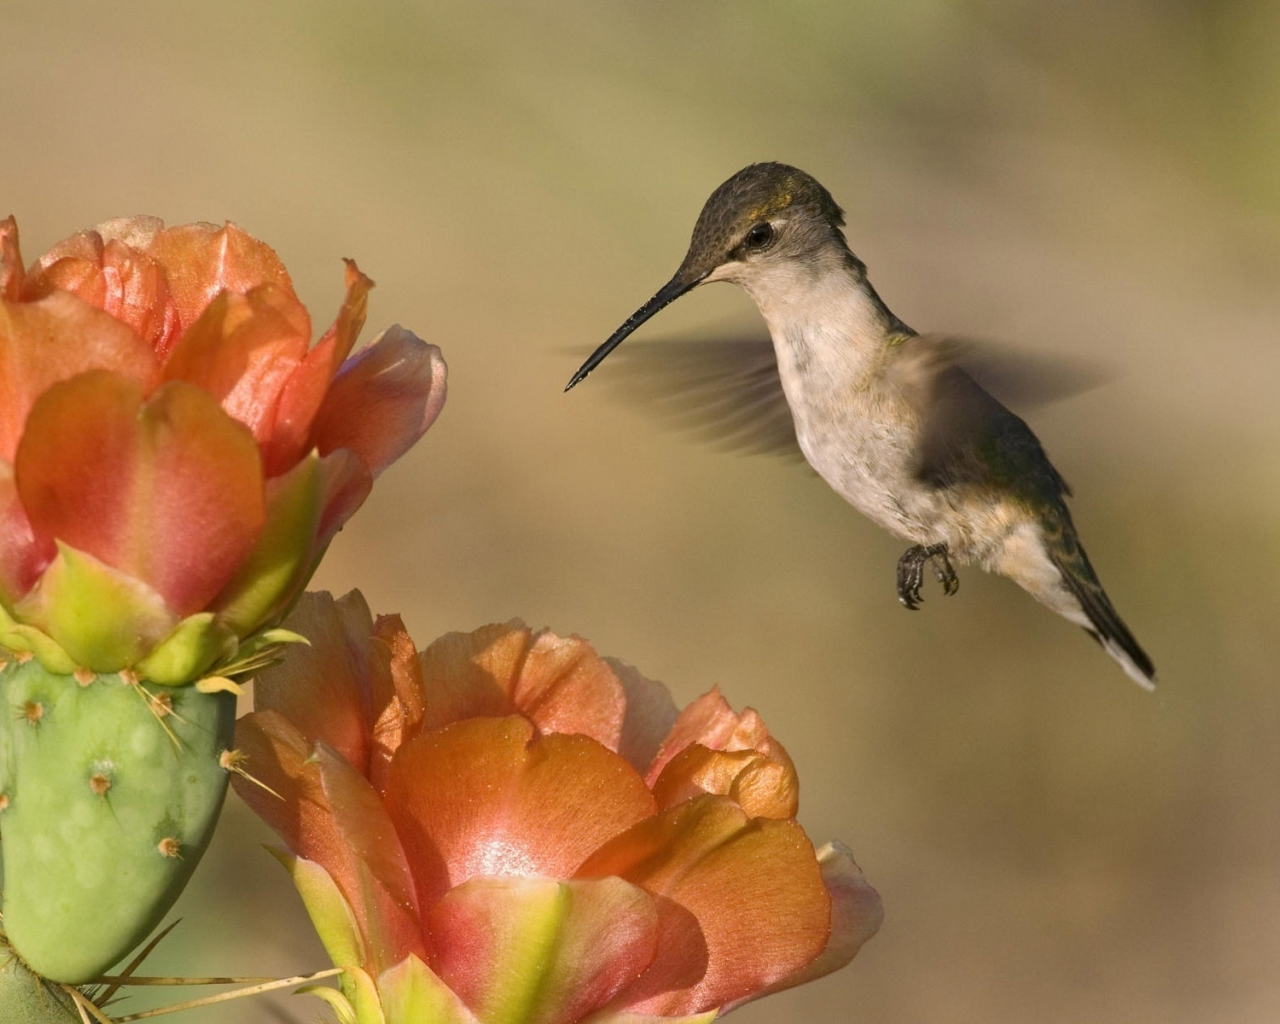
[0,944,80,1023]
[0,659,236,983]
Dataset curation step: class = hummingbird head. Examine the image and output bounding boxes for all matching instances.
[567,162,858,390]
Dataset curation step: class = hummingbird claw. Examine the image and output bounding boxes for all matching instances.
[896,543,957,609]
[930,547,960,596]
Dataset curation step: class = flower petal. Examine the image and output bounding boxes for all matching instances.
[232,711,425,972]
[0,293,158,461]
[605,657,681,774]
[370,612,428,785]
[316,446,374,547]
[646,689,776,786]
[723,840,882,1012]
[430,876,660,1024]
[162,285,312,446]
[16,374,265,615]
[384,717,656,913]
[578,796,830,1017]
[142,221,300,344]
[650,743,798,820]
[0,460,52,604]
[1,215,24,299]
[581,1012,717,1024]
[265,260,372,474]
[247,590,395,779]
[417,623,626,746]
[311,326,447,478]
[24,233,177,354]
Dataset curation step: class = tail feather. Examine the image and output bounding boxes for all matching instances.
[1050,548,1157,690]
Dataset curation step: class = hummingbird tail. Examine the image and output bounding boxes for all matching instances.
[1048,544,1157,690]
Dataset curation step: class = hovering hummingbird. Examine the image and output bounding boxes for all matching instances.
[566,162,1156,688]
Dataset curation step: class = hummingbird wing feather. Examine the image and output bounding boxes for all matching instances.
[896,335,1155,686]
[589,335,805,459]
[898,336,1073,505]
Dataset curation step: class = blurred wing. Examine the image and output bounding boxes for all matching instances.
[894,334,1086,501]
[930,334,1110,407]
[583,334,804,460]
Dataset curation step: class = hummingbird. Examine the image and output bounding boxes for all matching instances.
[565,162,1156,688]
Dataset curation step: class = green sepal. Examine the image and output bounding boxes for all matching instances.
[0,659,235,982]
[18,544,175,672]
[300,966,384,1024]
[0,603,76,674]
[298,980,365,1024]
[377,955,481,1024]
[213,454,323,637]
[136,612,239,685]
[267,848,368,972]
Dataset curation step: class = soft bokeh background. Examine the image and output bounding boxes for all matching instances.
[5,2,1279,1021]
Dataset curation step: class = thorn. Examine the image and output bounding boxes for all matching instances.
[157,837,182,859]
[220,749,285,801]
[74,667,96,687]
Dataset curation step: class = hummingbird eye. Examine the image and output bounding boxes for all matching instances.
[742,221,775,252]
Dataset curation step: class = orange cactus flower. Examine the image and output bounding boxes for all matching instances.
[0,216,446,681]
[235,592,882,1023]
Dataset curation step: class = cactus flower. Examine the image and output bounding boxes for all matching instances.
[0,214,447,679]
[0,216,447,982]
[235,592,883,1024]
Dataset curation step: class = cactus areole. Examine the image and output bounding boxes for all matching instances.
[0,658,236,982]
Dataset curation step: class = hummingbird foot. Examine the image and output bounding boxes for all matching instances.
[896,543,959,609]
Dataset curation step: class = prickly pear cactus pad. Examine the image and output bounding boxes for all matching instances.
[0,947,80,1023]
[0,658,235,983]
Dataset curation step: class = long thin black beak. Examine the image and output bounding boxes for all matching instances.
[564,272,704,391]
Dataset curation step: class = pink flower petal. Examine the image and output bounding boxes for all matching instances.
[650,743,798,819]
[0,460,52,604]
[162,285,311,447]
[370,612,428,784]
[722,841,883,1012]
[1,216,24,300]
[314,446,374,549]
[0,292,158,461]
[249,590,396,777]
[646,688,775,786]
[311,325,447,479]
[233,711,426,972]
[265,261,372,474]
[16,373,265,615]
[143,221,301,347]
[384,717,656,915]
[605,656,681,774]
[25,235,178,354]
[430,876,660,1024]
[417,623,626,746]
[578,795,830,1017]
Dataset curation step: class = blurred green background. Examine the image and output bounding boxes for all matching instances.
[5,1,1279,1021]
